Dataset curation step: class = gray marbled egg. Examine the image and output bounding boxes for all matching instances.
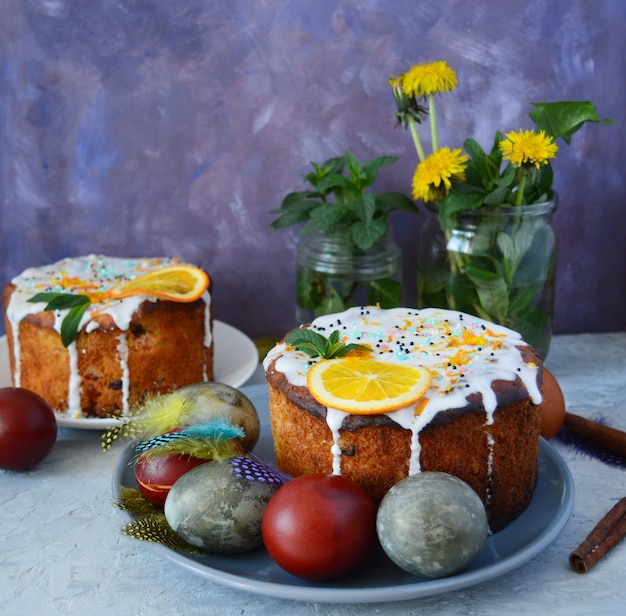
[178,382,260,451]
[164,456,284,554]
[376,472,488,579]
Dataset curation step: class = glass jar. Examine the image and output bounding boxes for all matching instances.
[416,197,558,359]
[296,227,402,324]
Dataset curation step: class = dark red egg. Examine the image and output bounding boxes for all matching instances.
[135,452,208,507]
[0,387,57,471]
[261,473,378,581]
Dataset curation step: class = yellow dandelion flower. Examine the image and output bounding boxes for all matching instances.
[412,147,468,202]
[500,129,559,169]
[400,61,458,98]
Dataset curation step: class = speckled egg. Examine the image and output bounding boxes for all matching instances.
[177,382,260,451]
[376,472,488,579]
[164,455,284,553]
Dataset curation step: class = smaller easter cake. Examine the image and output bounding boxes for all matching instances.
[263,306,543,531]
[2,255,213,419]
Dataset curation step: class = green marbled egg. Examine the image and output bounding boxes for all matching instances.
[376,472,488,579]
[164,456,283,554]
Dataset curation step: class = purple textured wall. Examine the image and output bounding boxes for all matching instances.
[1,1,624,341]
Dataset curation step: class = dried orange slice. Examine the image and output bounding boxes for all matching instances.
[307,357,432,414]
[104,265,209,303]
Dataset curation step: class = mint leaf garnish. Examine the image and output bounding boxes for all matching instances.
[285,328,370,359]
[28,292,91,347]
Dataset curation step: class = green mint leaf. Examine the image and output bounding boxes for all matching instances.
[363,155,398,179]
[285,328,370,359]
[28,292,92,347]
[285,329,329,358]
[28,292,89,309]
[301,204,350,235]
[374,191,419,215]
[331,343,370,358]
[60,302,90,347]
[327,330,341,345]
[350,217,386,250]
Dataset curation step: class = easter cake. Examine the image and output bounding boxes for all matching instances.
[2,254,213,419]
[263,306,543,531]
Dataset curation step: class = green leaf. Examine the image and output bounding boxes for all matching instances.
[438,187,486,223]
[315,173,355,197]
[343,151,365,184]
[487,132,504,171]
[464,138,491,188]
[375,191,419,215]
[284,328,329,357]
[270,196,320,230]
[351,217,386,250]
[363,155,398,179]
[367,278,402,308]
[296,268,326,309]
[301,204,351,234]
[528,101,607,144]
[284,328,369,359]
[28,292,91,347]
[314,285,345,317]
[304,157,344,188]
[28,292,91,310]
[483,185,511,206]
[60,302,90,347]
[465,265,510,323]
[356,193,377,225]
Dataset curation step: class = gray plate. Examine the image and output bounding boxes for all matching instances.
[112,383,575,604]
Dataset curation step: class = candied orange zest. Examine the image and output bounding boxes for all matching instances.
[414,398,429,416]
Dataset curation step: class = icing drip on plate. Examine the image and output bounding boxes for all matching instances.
[264,306,542,477]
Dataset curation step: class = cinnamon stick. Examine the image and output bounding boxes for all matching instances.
[569,497,626,573]
[563,412,626,459]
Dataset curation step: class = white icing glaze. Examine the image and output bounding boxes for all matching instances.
[263,305,542,477]
[116,333,130,417]
[6,254,212,417]
[201,289,213,381]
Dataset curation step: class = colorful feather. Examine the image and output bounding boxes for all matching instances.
[133,421,245,462]
[229,455,287,485]
[134,420,244,452]
[102,390,194,452]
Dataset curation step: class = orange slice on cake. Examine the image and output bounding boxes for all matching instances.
[307,357,432,414]
[104,265,209,303]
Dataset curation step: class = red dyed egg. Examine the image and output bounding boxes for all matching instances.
[0,387,57,471]
[262,473,378,581]
[135,453,208,507]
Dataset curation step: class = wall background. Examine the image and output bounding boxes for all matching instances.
[1,0,624,345]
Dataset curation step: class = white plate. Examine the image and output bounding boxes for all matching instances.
[112,384,575,604]
[0,320,258,430]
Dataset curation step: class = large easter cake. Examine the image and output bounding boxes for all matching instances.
[2,255,213,419]
[263,306,543,531]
